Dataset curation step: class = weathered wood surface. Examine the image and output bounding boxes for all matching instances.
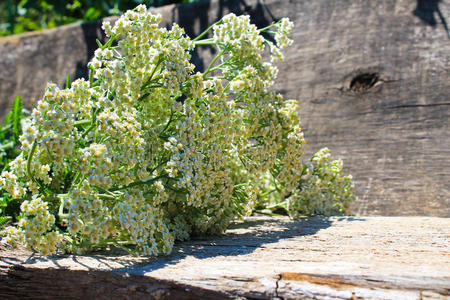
[1,216,449,299]
[269,0,450,217]
[0,0,449,217]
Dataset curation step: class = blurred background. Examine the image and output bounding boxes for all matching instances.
[0,0,197,36]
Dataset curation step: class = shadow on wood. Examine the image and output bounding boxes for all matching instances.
[1,216,449,299]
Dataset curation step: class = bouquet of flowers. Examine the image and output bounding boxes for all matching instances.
[1,5,354,256]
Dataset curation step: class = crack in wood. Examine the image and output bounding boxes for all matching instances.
[352,102,450,116]
[386,103,450,109]
[275,274,283,300]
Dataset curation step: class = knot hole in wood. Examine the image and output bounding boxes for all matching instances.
[349,72,381,92]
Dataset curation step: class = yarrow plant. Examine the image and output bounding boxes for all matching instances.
[0,5,354,256]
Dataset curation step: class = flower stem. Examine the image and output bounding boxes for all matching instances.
[80,108,99,139]
[142,56,164,89]
[74,119,91,127]
[0,141,14,151]
[26,140,37,182]
[260,188,278,198]
[265,200,287,210]
[193,38,215,46]
[206,61,229,74]
[258,21,278,33]
[89,65,95,86]
[110,174,165,192]
[192,20,222,42]
[203,49,226,78]
[58,194,69,219]
[0,123,12,133]
[159,111,174,137]
[102,33,120,50]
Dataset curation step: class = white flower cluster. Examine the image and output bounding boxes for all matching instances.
[213,14,264,64]
[286,148,355,217]
[5,197,62,255]
[1,5,354,256]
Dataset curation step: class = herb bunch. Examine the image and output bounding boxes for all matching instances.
[1,5,354,256]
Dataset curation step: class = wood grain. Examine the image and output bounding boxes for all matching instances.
[1,216,449,299]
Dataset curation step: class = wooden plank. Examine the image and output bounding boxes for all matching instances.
[243,0,450,216]
[1,216,449,299]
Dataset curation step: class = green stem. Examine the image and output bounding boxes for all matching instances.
[253,209,285,216]
[76,174,87,188]
[300,164,309,178]
[66,74,71,89]
[206,61,230,74]
[89,65,94,86]
[233,183,248,189]
[270,169,282,192]
[113,241,134,255]
[74,119,91,127]
[81,123,95,139]
[203,49,226,78]
[102,33,120,50]
[137,92,150,102]
[193,38,215,46]
[258,21,278,33]
[1,123,12,133]
[62,234,74,244]
[100,136,113,144]
[265,200,288,210]
[110,174,165,192]
[149,159,169,175]
[142,57,164,89]
[58,194,69,219]
[72,171,81,186]
[0,141,14,151]
[26,141,37,182]
[192,20,223,42]
[166,184,185,194]
[80,108,99,139]
[238,155,247,168]
[96,39,103,48]
[159,111,174,137]
[98,193,118,200]
[260,188,278,198]
[145,84,163,89]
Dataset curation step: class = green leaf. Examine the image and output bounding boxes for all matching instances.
[0,216,11,227]
[96,39,103,49]
[3,111,12,127]
[0,197,7,207]
[0,126,5,142]
[12,95,22,141]
[84,7,101,21]
[66,73,71,89]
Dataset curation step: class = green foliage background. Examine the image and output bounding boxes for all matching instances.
[0,96,25,227]
[0,0,196,36]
